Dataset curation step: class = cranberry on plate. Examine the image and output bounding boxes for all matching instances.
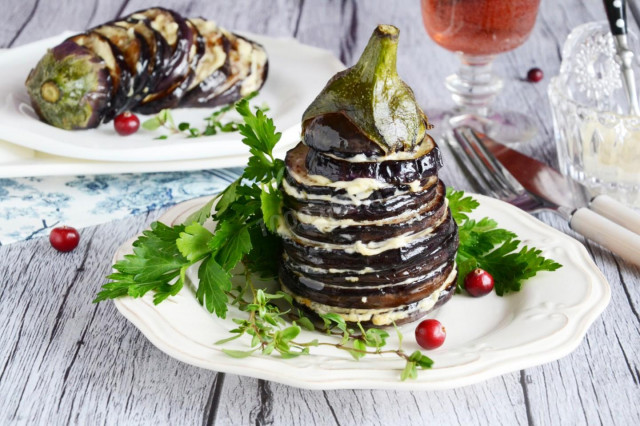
[49,226,80,252]
[415,318,446,350]
[114,112,140,136]
[464,268,495,297]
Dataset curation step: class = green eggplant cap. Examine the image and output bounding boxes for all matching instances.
[302,25,428,153]
[25,41,111,130]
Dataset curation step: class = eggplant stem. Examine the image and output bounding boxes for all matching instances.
[41,81,60,103]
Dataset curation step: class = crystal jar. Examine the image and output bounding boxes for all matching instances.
[549,21,640,207]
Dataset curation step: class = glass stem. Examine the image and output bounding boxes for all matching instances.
[445,54,504,118]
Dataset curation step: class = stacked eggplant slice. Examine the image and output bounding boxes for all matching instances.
[277,25,459,327]
[25,7,268,130]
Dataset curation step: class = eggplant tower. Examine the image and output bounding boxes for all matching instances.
[277,25,458,327]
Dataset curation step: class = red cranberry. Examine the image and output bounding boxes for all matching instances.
[464,268,495,297]
[415,319,446,350]
[49,226,80,252]
[527,67,544,83]
[114,112,140,136]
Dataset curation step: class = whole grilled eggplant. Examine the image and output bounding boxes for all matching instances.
[25,7,269,130]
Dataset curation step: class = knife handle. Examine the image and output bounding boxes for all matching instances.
[590,194,640,235]
[571,207,640,266]
[603,0,628,35]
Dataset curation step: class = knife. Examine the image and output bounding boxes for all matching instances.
[460,127,640,266]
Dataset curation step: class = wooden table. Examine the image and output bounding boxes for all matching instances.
[1,1,639,424]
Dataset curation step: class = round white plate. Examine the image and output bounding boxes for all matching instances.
[0,32,343,162]
[112,194,610,390]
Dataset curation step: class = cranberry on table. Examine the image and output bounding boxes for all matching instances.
[114,112,140,136]
[464,268,495,297]
[415,318,446,350]
[49,226,80,252]
[526,67,544,83]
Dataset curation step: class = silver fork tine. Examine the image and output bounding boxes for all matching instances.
[461,128,526,198]
[450,127,507,198]
[444,129,497,197]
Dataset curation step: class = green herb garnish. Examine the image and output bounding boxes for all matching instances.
[141,92,267,139]
[446,188,562,295]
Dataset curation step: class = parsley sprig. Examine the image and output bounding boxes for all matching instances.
[95,96,282,318]
[446,188,562,295]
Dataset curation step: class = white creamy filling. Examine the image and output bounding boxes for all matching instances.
[147,14,179,46]
[282,264,457,326]
[233,37,253,77]
[189,19,226,89]
[282,174,436,206]
[321,136,434,163]
[282,179,384,205]
[287,167,394,198]
[288,260,377,276]
[241,47,267,95]
[296,261,449,291]
[278,208,448,256]
[292,198,447,233]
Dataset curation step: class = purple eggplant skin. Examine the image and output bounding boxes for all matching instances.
[181,28,268,108]
[113,16,169,103]
[303,113,386,157]
[280,259,455,309]
[91,24,151,110]
[283,239,452,287]
[66,32,133,122]
[282,213,459,271]
[284,142,436,200]
[130,8,196,114]
[133,18,204,113]
[25,41,112,130]
[196,35,269,107]
[289,280,456,328]
[179,18,231,107]
[305,137,442,185]
[283,181,447,244]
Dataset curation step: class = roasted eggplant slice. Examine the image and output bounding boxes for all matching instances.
[181,27,268,107]
[129,7,196,114]
[67,32,133,121]
[210,33,268,106]
[25,41,112,129]
[134,17,204,112]
[178,18,230,106]
[113,16,168,98]
[92,23,150,109]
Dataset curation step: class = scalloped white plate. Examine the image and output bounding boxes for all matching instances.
[112,194,610,390]
[0,32,343,164]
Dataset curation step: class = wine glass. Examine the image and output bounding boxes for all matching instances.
[421,0,542,143]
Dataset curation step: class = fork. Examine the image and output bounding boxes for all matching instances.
[444,126,571,216]
[444,126,640,265]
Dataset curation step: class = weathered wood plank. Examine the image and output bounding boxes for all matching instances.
[0,210,219,425]
[7,0,127,47]
[215,372,529,426]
